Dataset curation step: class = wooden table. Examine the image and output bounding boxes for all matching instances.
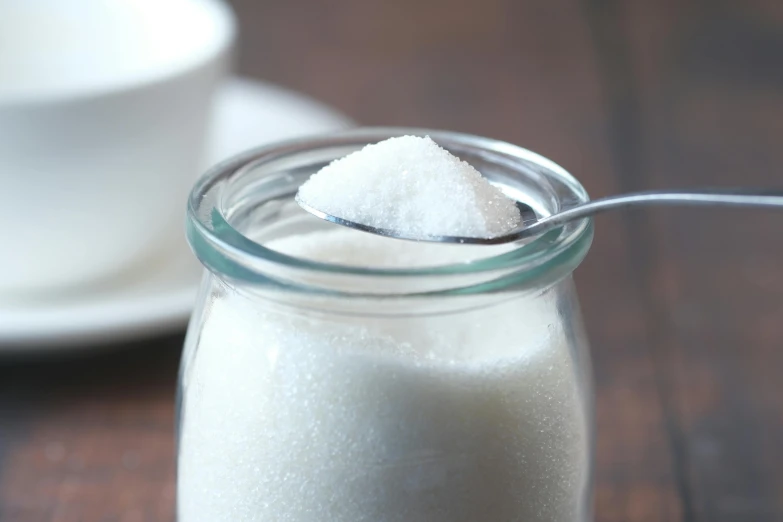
[2,1,782,520]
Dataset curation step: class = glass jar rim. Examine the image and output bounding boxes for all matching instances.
[186,127,593,291]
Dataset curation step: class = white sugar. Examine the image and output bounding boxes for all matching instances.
[297,136,522,239]
[178,228,590,522]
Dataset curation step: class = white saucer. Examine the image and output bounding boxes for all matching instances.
[0,77,353,352]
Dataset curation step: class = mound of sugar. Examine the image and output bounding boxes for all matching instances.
[297,136,522,239]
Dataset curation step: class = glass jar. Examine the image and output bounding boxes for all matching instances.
[177,128,595,522]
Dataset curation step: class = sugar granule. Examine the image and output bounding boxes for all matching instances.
[296,135,522,239]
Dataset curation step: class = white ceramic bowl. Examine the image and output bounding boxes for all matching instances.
[0,0,235,294]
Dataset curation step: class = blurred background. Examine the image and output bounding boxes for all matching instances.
[2,0,783,521]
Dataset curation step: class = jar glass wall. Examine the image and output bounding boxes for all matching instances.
[177,128,595,522]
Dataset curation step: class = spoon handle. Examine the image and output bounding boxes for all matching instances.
[519,188,783,240]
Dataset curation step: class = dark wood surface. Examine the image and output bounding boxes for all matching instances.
[2,1,782,520]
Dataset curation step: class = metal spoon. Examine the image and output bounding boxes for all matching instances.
[296,188,783,245]
[297,188,783,245]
